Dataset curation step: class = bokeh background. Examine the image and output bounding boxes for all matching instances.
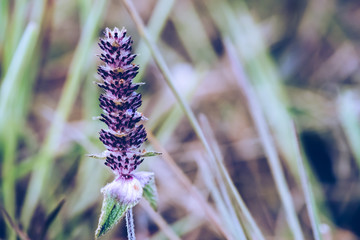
[1,0,360,239]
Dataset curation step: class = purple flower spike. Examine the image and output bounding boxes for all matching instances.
[94,27,160,239]
[97,27,148,177]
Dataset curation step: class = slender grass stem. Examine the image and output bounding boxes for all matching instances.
[196,155,247,239]
[126,208,136,240]
[147,132,233,239]
[225,39,304,240]
[199,115,266,240]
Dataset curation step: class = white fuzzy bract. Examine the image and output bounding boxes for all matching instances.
[101,176,143,205]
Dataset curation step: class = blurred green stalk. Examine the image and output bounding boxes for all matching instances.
[134,0,176,83]
[0,23,39,117]
[171,0,216,65]
[21,0,107,228]
[3,0,28,71]
[0,0,47,236]
[0,0,9,61]
[0,22,39,240]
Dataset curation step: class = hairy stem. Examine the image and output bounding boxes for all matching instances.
[126,208,136,240]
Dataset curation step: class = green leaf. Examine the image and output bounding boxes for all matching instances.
[141,151,162,158]
[95,194,130,239]
[143,178,158,211]
[86,151,107,160]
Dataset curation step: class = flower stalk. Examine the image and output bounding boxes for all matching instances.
[126,208,136,240]
[93,27,159,239]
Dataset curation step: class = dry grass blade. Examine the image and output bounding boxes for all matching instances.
[199,114,266,240]
[195,154,247,239]
[225,39,305,240]
[147,131,233,239]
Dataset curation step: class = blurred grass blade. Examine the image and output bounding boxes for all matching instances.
[0,204,30,240]
[0,0,9,60]
[225,39,304,240]
[134,0,176,83]
[0,5,45,238]
[78,0,93,25]
[21,0,107,228]
[149,67,205,145]
[147,132,233,239]
[196,155,247,239]
[40,199,66,240]
[206,0,300,182]
[3,0,28,71]
[291,124,322,240]
[171,1,216,64]
[199,114,265,240]
[30,0,47,23]
[0,22,39,115]
[338,90,360,166]
[66,73,106,217]
[0,22,39,239]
